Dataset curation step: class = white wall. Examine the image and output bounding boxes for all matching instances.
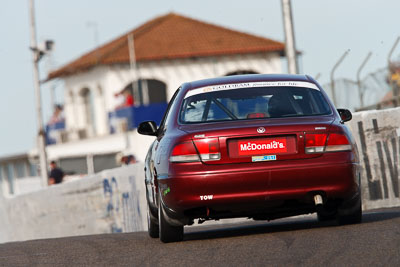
[46,130,155,163]
[0,194,10,242]
[13,176,41,195]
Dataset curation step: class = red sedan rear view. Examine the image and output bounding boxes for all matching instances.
[138,74,361,243]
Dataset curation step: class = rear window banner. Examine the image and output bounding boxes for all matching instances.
[184,81,320,99]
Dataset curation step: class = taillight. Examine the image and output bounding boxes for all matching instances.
[169,138,221,163]
[305,133,351,154]
[325,133,352,152]
[193,138,221,161]
[305,133,327,153]
[170,141,200,162]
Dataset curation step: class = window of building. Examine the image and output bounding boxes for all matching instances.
[30,163,38,177]
[59,157,88,175]
[93,153,118,173]
[6,163,14,194]
[225,70,258,76]
[147,79,167,104]
[122,79,167,106]
[15,162,26,178]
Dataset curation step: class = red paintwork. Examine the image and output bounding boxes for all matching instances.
[161,160,357,212]
[143,74,360,225]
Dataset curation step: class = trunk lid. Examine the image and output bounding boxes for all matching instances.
[179,116,335,165]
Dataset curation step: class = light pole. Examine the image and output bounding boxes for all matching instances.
[28,0,52,187]
[281,0,298,74]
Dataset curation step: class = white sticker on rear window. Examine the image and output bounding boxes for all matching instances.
[184,81,320,99]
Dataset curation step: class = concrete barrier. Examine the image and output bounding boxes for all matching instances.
[0,107,399,243]
[0,164,147,243]
[348,107,400,210]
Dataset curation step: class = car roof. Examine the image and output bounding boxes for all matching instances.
[183,74,316,91]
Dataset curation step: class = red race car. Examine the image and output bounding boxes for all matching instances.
[138,74,361,243]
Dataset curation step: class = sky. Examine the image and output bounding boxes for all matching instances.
[1,0,400,157]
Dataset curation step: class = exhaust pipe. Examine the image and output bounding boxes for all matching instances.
[314,194,323,206]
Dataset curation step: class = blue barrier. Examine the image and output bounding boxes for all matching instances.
[109,103,167,133]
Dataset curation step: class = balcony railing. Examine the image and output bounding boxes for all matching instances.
[44,103,167,145]
[108,103,167,133]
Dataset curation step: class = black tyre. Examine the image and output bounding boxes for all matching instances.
[317,212,336,222]
[147,205,159,238]
[316,204,337,222]
[158,200,184,243]
[337,196,362,225]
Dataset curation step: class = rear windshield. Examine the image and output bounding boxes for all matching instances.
[180,86,331,124]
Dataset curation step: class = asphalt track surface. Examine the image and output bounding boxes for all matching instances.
[1,207,400,266]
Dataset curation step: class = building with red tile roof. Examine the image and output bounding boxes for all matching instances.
[48,12,284,80]
[44,12,285,175]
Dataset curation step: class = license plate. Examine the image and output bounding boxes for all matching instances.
[252,155,277,162]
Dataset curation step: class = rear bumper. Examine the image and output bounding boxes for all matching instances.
[159,160,360,224]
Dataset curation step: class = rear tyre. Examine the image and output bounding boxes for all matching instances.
[317,212,336,222]
[147,205,159,238]
[158,200,184,243]
[337,195,362,225]
[316,203,337,222]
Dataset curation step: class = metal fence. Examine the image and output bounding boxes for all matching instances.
[321,67,392,111]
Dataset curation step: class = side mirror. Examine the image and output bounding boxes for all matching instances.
[337,108,352,123]
[138,121,158,136]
